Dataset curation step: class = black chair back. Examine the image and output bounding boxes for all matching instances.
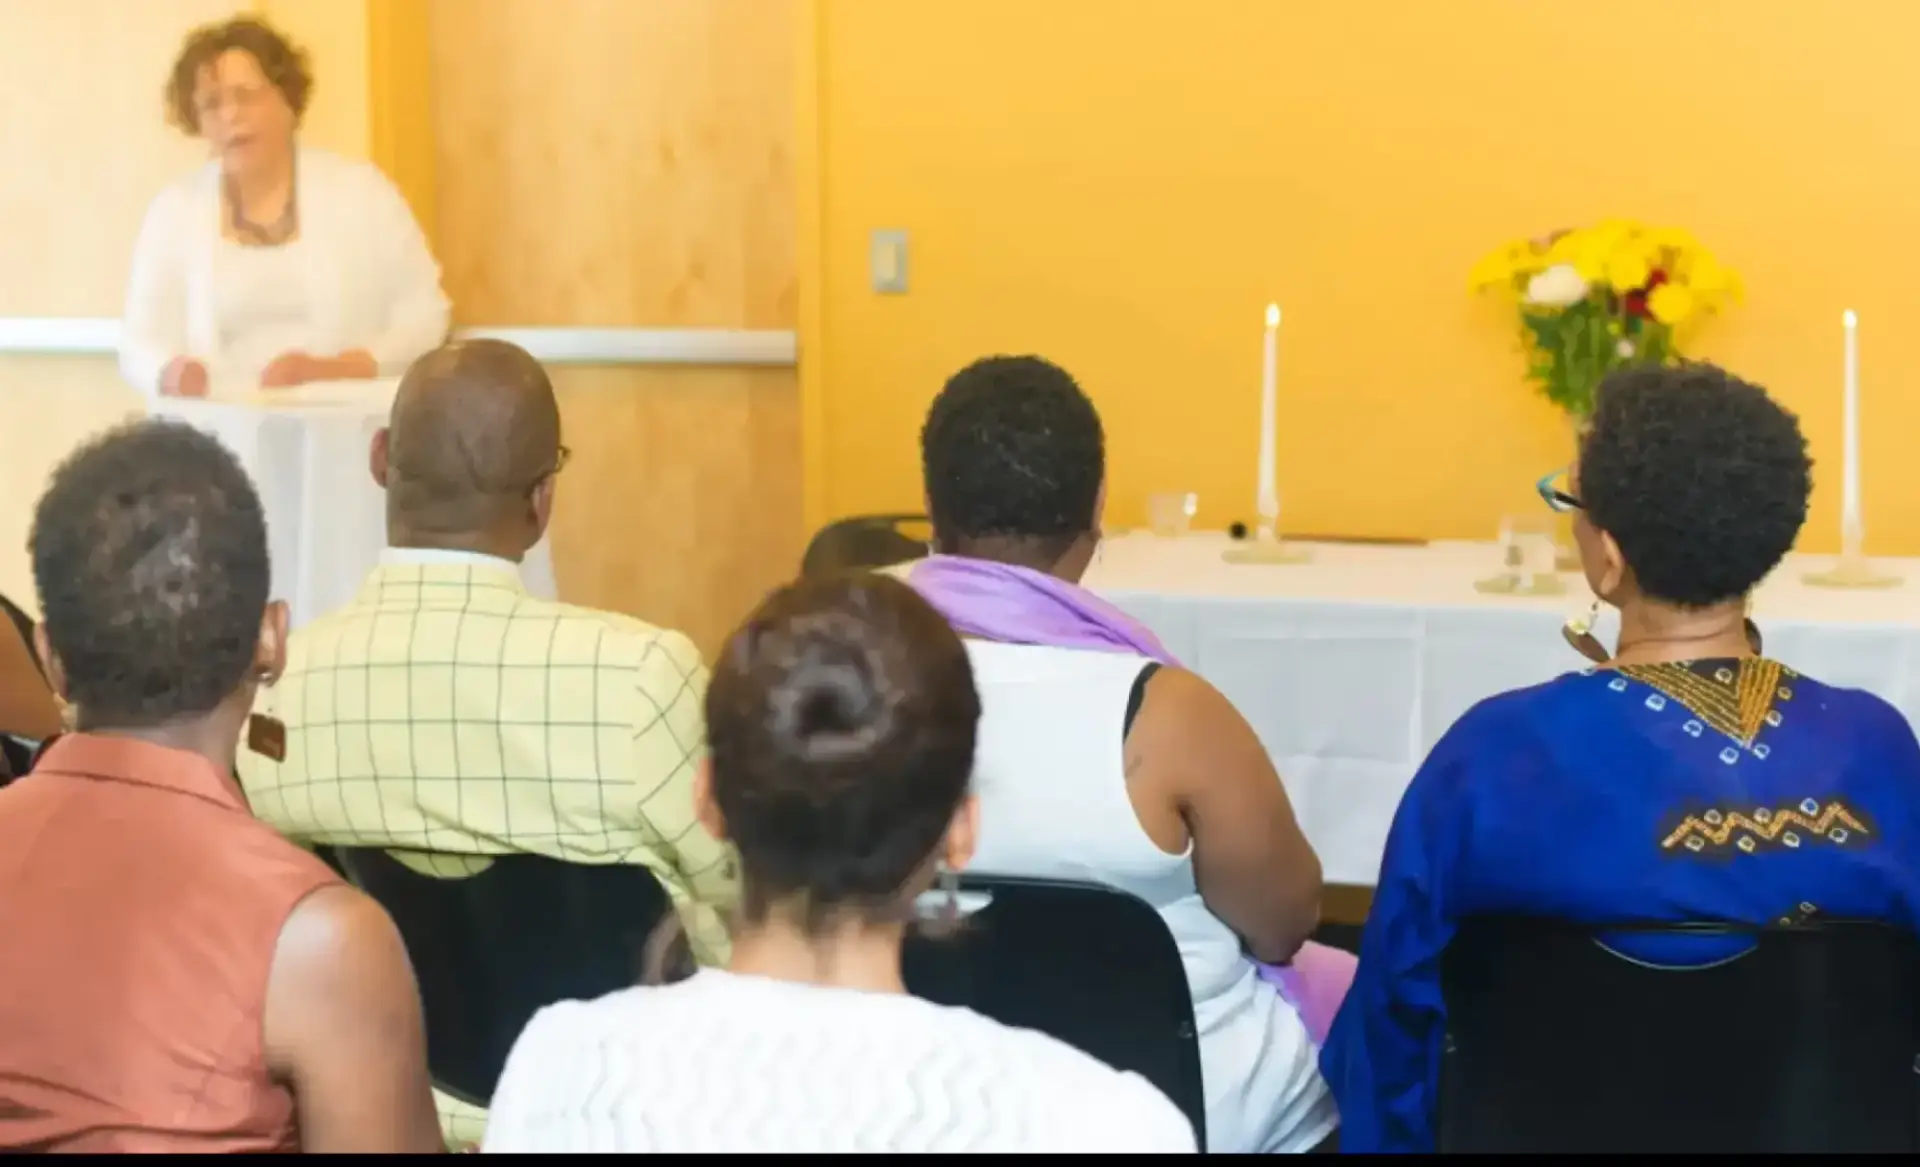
[334,848,674,1106]
[0,594,38,679]
[1439,915,1920,1153]
[3,732,56,788]
[800,514,930,577]
[0,594,47,783]
[900,874,1206,1150]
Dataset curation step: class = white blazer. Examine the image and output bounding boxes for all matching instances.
[118,147,451,397]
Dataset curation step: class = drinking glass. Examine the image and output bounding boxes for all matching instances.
[1146,492,1198,538]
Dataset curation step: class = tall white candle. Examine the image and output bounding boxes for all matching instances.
[1257,304,1281,532]
[1843,309,1862,552]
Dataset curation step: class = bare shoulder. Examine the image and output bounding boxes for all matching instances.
[1131,665,1255,745]
[1125,665,1276,815]
[273,884,408,983]
[263,885,441,1152]
[264,884,418,1067]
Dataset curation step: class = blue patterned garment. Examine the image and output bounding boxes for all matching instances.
[1321,659,1920,1153]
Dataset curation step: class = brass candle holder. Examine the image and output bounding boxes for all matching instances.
[1222,523,1311,565]
[1804,553,1901,589]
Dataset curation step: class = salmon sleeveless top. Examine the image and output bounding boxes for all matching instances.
[0,734,340,1152]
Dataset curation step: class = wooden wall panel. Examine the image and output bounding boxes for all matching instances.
[429,0,797,328]
[549,367,802,655]
[427,0,802,654]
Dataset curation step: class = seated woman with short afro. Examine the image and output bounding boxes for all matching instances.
[1323,362,1920,1152]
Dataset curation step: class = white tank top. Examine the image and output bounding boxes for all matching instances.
[964,640,1336,1155]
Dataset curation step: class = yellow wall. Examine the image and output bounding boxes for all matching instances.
[805,0,1920,553]
[0,0,245,610]
[256,0,371,159]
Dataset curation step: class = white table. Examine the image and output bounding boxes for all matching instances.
[148,379,559,630]
[1084,532,1920,887]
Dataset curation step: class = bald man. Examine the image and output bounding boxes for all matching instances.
[235,341,738,1139]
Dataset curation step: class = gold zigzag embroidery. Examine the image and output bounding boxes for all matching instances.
[1618,659,1789,747]
[1662,802,1868,851]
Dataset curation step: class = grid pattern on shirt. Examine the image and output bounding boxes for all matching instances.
[235,564,736,942]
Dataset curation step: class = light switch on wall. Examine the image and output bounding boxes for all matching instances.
[870,229,909,294]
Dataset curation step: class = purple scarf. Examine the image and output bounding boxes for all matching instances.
[906,554,1175,662]
[906,553,1354,1046]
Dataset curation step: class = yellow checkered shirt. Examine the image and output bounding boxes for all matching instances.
[236,562,737,963]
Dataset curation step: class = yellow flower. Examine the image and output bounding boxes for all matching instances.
[1591,219,1642,250]
[1536,231,1597,278]
[1647,282,1697,326]
[1606,250,1651,293]
[1468,245,1517,291]
[1511,243,1550,279]
[1553,223,1637,284]
[1647,226,1701,257]
[1468,240,1545,292]
[1685,254,1735,300]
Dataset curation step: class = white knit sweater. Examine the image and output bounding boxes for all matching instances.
[482,970,1198,1154]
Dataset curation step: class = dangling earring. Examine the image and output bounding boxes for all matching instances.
[1563,599,1609,665]
[938,864,960,923]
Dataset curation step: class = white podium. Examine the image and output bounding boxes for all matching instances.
[148,379,560,630]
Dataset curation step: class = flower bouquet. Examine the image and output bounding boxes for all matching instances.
[1469,221,1740,418]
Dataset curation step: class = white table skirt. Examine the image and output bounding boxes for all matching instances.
[1084,532,1920,887]
[148,379,559,630]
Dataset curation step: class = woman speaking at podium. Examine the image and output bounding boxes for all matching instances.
[120,17,450,399]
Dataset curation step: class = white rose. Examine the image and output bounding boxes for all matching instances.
[1523,263,1589,308]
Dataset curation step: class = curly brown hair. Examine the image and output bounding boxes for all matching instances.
[164,16,312,136]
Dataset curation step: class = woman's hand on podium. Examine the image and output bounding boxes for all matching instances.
[158,357,210,398]
[260,350,379,388]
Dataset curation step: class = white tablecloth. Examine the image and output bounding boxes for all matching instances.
[149,379,559,630]
[1084,532,1920,887]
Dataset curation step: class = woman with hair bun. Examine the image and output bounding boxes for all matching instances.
[482,574,1196,1154]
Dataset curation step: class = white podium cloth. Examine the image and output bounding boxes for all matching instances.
[148,379,559,630]
[1084,532,1920,887]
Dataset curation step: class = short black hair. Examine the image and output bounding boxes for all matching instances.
[30,421,270,728]
[1580,363,1811,608]
[706,573,979,934]
[921,355,1104,561]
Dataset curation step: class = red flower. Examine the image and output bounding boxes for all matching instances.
[1624,270,1668,320]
